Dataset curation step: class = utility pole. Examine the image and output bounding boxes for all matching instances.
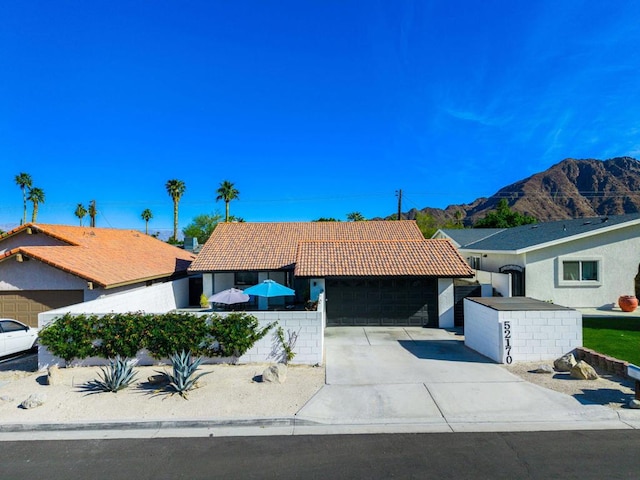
[396,189,402,220]
[89,200,97,228]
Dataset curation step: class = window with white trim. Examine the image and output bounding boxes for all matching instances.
[559,257,601,285]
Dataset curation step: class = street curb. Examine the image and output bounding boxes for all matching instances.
[0,416,321,433]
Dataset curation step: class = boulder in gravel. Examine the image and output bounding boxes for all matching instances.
[531,364,554,374]
[262,364,287,384]
[554,353,577,372]
[147,374,168,385]
[47,365,62,386]
[20,393,46,409]
[570,360,599,380]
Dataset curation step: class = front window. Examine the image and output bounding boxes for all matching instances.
[235,271,258,286]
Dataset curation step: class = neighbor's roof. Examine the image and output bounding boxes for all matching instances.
[295,240,473,277]
[0,224,195,288]
[434,228,505,247]
[189,221,472,278]
[451,213,640,253]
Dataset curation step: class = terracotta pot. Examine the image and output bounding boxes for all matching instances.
[618,295,638,312]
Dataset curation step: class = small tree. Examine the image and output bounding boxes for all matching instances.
[182,213,222,244]
[475,199,537,228]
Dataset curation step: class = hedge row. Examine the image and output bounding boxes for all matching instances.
[39,311,274,363]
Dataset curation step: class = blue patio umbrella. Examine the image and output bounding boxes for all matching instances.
[243,279,295,297]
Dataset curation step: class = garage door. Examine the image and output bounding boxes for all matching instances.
[0,291,84,327]
[326,278,438,327]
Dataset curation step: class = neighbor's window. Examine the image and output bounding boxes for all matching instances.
[235,271,258,285]
[469,256,481,270]
[561,260,599,282]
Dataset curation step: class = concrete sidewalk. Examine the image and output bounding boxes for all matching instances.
[1,327,639,440]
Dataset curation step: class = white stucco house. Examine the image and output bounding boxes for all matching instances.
[0,223,196,326]
[434,213,640,309]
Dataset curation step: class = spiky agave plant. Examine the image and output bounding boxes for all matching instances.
[87,356,137,393]
[163,350,210,399]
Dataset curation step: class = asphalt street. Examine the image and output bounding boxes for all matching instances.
[3,430,640,479]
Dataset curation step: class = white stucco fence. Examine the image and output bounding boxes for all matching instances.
[38,279,325,368]
[464,298,582,363]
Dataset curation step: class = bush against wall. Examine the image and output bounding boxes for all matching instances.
[39,311,274,363]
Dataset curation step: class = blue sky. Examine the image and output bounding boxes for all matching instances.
[2,1,640,234]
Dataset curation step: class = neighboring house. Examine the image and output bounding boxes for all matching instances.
[0,223,196,326]
[434,213,640,309]
[188,221,472,328]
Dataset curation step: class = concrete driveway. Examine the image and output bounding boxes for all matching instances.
[296,327,629,432]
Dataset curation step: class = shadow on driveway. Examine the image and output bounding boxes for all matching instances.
[398,339,494,364]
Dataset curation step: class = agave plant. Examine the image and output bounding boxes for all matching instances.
[161,350,210,399]
[85,356,137,393]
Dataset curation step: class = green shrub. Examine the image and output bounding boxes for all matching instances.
[39,311,274,363]
[207,312,274,358]
[93,312,148,359]
[38,313,96,364]
[143,312,209,359]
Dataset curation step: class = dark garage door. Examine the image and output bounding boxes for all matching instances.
[0,290,84,327]
[326,277,438,327]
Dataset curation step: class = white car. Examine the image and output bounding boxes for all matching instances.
[0,318,39,357]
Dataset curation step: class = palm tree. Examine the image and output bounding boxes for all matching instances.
[27,187,45,223]
[216,180,239,223]
[346,211,365,222]
[141,208,153,235]
[165,179,186,242]
[74,204,87,226]
[15,172,32,225]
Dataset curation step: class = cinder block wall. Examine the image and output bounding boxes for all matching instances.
[464,299,582,363]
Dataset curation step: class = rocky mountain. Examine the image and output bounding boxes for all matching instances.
[401,157,640,225]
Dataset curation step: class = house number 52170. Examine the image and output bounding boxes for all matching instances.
[503,321,512,364]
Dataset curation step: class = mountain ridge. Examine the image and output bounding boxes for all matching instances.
[397,157,640,225]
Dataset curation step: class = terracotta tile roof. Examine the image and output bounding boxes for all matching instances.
[295,240,473,277]
[189,221,472,278]
[0,224,195,288]
[189,221,425,272]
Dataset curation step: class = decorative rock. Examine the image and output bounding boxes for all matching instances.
[262,364,287,384]
[20,393,46,409]
[554,353,577,372]
[570,360,599,380]
[531,364,554,374]
[628,399,640,409]
[147,374,168,385]
[47,365,62,386]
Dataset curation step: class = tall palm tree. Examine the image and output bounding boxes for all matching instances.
[74,203,87,226]
[165,179,186,242]
[27,187,45,223]
[216,180,239,223]
[141,208,153,235]
[15,172,32,225]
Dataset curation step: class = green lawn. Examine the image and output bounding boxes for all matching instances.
[583,317,640,366]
